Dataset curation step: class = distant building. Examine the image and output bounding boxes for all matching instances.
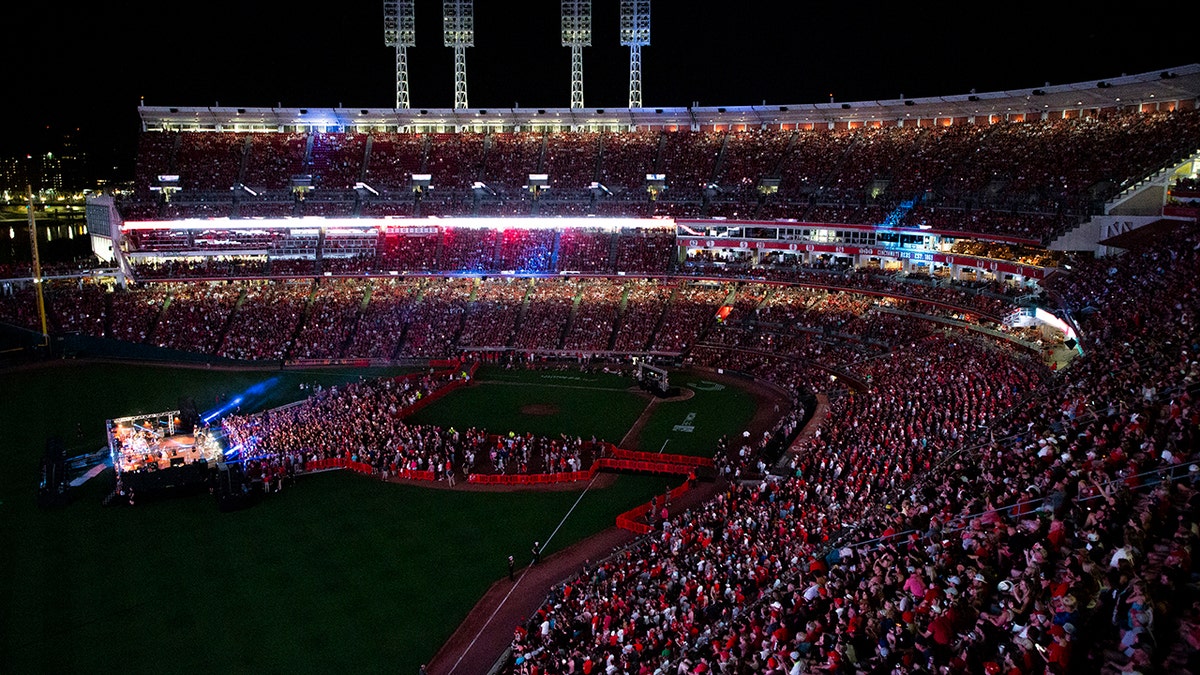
[0,154,31,194]
[57,130,88,191]
[0,128,90,195]
[39,152,64,193]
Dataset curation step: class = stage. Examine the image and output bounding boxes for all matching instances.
[108,410,228,492]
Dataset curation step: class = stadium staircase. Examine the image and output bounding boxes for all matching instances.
[699,132,732,218]
[590,133,604,186]
[388,284,420,361]
[352,135,376,219]
[643,286,677,351]
[143,292,173,344]
[210,288,247,355]
[460,282,491,347]
[687,286,738,352]
[359,135,374,185]
[417,133,432,173]
[768,130,800,183]
[236,136,251,186]
[154,135,183,220]
[477,134,493,187]
[653,131,667,175]
[336,282,373,359]
[558,286,584,350]
[313,229,327,275]
[606,233,620,272]
[607,283,633,351]
[536,131,549,174]
[817,133,864,195]
[102,293,114,339]
[506,280,536,349]
[548,231,562,270]
[302,132,315,167]
[1048,148,1200,252]
[430,229,446,268]
[452,280,483,349]
[280,282,318,362]
[750,133,799,221]
[750,285,774,315]
[710,131,731,184]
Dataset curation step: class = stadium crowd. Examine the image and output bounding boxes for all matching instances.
[0,270,1034,366]
[11,79,1196,675]
[501,221,1200,674]
[119,110,1200,244]
[220,368,603,483]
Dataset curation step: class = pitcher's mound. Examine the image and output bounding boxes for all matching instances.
[520,403,561,416]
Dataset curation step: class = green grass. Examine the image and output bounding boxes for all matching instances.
[1,363,421,461]
[631,374,759,456]
[0,362,665,673]
[408,366,649,443]
[411,366,760,456]
[471,366,634,389]
[3,470,663,673]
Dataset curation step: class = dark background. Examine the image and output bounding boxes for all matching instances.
[2,0,1193,181]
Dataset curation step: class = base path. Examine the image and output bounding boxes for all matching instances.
[620,366,786,452]
[424,367,786,674]
[425,478,727,675]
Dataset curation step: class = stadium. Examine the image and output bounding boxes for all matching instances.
[4,1,1200,674]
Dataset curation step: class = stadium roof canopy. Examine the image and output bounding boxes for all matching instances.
[140,64,1200,132]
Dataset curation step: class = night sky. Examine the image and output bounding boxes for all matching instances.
[3,0,1194,180]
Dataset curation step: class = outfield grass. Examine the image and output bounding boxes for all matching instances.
[2,363,422,462]
[408,366,648,443]
[0,362,665,673]
[631,373,760,457]
[3,471,663,673]
[411,366,761,458]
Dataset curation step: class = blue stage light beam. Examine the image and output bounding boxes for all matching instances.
[200,377,282,424]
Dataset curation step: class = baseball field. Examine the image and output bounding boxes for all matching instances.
[0,361,758,673]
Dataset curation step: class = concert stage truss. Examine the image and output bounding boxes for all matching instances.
[107,410,228,491]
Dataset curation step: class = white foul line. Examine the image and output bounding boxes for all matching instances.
[446,473,598,674]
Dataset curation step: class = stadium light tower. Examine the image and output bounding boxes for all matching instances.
[443,0,474,110]
[619,1,650,109]
[561,1,592,109]
[383,1,416,109]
